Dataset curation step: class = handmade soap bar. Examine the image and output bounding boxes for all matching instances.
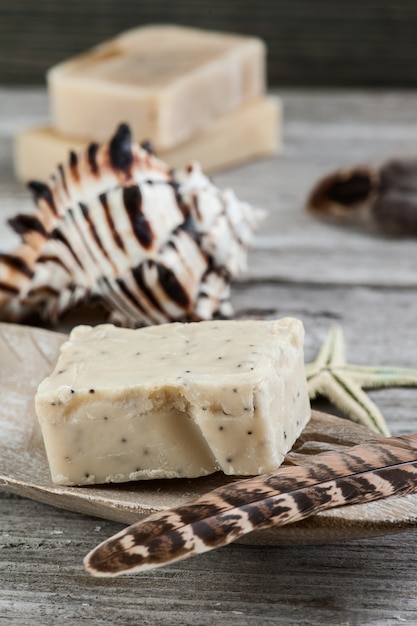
[35,319,310,486]
[14,97,281,182]
[47,24,266,149]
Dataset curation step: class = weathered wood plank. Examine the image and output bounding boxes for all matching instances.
[2,493,417,625]
[2,280,417,623]
[2,89,417,287]
[2,88,417,624]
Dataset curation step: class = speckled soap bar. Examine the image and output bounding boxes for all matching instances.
[35,319,311,486]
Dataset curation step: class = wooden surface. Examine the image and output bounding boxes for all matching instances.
[3,88,417,623]
[6,321,417,544]
[1,1,417,87]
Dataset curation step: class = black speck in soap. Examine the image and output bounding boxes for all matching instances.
[218,356,223,360]
[51,402,56,406]
[284,431,287,439]
[57,369,66,375]
[185,370,191,374]
[143,447,149,456]
[233,388,238,393]
[247,431,253,435]
[121,438,127,443]
[135,352,141,356]
[89,389,95,394]
[226,457,232,463]
[85,472,90,479]
[219,425,224,431]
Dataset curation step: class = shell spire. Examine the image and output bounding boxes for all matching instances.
[1,124,266,326]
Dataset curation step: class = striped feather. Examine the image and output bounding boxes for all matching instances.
[1,126,265,326]
[84,434,417,576]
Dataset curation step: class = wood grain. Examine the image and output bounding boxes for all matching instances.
[4,89,417,289]
[3,88,417,623]
[2,491,416,625]
[5,322,416,545]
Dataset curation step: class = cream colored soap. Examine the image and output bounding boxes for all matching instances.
[47,24,266,150]
[14,97,281,182]
[35,319,310,486]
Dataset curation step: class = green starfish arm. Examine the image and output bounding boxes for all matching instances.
[305,325,417,435]
[309,369,390,436]
[305,326,346,381]
[305,360,326,379]
[306,370,331,399]
[341,364,417,389]
[330,371,391,436]
[310,325,346,370]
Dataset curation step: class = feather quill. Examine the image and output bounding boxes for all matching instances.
[84,434,417,576]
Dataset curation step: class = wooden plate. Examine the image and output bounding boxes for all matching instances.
[1,321,417,545]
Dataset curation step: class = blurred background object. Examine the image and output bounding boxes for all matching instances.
[1,0,415,87]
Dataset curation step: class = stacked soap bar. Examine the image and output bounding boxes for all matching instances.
[15,25,281,181]
[49,24,266,148]
[35,318,311,486]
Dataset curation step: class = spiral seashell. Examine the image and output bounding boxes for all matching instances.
[0,124,266,326]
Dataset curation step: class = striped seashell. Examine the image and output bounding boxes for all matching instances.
[0,124,266,326]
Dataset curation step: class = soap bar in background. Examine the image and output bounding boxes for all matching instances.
[47,24,266,150]
[14,97,281,182]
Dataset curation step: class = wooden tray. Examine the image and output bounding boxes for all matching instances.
[1,322,417,545]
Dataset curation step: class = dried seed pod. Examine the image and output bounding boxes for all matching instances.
[0,124,265,326]
[306,157,417,236]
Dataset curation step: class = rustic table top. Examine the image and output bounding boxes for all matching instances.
[2,88,417,625]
